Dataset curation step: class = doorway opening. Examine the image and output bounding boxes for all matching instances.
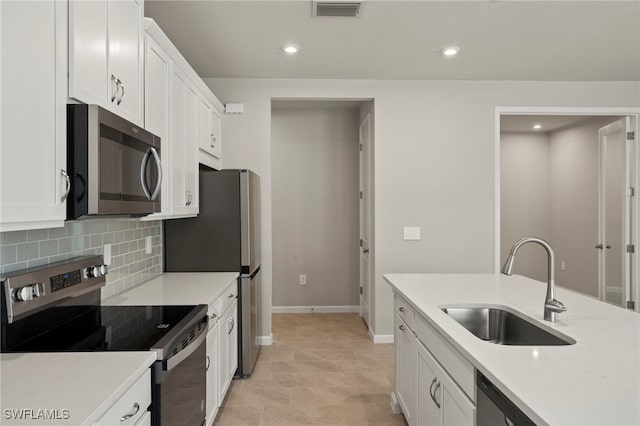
[270,99,375,332]
[496,108,639,312]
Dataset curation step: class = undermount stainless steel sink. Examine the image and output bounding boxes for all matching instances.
[441,305,576,346]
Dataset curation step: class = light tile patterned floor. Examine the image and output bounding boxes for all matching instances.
[214,313,407,426]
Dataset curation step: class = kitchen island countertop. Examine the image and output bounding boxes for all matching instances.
[384,273,640,426]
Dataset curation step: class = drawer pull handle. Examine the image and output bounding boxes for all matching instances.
[206,355,211,371]
[210,313,217,319]
[228,294,235,298]
[398,307,406,313]
[120,402,140,422]
[399,324,407,332]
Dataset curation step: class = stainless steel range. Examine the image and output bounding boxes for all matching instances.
[0,256,208,426]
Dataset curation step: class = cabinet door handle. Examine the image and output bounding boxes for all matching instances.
[61,169,71,202]
[228,294,235,298]
[111,75,118,102]
[432,381,441,409]
[429,377,437,402]
[228,316,235,334]
[206,355,211,371]
[210,134,215,148]
[210,313,217,320]
[399,324,407,332]
[120,402,140,422]
[117,79,124,105]
[398,307,406,313]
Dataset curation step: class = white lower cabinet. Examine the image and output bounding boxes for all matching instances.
[395,315,416,425]
[205,280,238,424]
[416,341,475,426]
[94,368,151,426]
[393,293,476,426]
[206,318,220,425]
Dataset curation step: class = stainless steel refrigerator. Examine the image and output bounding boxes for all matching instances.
[164,168,261,377]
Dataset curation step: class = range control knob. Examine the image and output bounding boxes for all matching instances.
[86,264,108,278]
[15,286,34,302]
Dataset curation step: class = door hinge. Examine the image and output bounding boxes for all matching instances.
[627,187,635,197]
[627,300,636,310]
[360,239,363,247]
[359,143,363,151]
[360,287,363,295]
[627,244,635,254]
[359,191,363,199]
[627,131,635,140]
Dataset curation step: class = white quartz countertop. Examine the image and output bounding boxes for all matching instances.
[0,352,155,425]
[105,272,239,306]
[384,273,640,426]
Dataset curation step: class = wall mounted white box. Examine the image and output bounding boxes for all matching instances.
[403,226,421,241]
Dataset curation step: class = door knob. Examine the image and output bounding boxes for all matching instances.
[606,245,612,249]
[595,244,603,249]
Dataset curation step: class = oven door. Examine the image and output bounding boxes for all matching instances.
[151,314,208,426]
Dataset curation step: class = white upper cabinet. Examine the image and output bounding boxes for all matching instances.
[0,0,68,232]
[143,34,171,218]
[199,98,222,160]
[69,0,143,126]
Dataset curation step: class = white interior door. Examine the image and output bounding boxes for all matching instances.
[359,114,372,327]
[598,117,635,307]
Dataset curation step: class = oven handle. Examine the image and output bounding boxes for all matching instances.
[165,328,207,372]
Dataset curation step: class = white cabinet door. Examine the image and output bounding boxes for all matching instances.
[144,34,170,216]
[198,97,222,160]
[107,0,143,125]
[184,82,200,214]
[0,0,67,232]
[69,0,143,126]
[206,321,219,425]
[218,299,238,402]
[227,299,239,379]
[395,315,416,426]
[218,306,229,406]
[169,65,188,215]
[68,0,108,106]
[416,341,475,426]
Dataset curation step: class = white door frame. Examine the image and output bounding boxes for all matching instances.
[494,106,640,311]
[359,113,372,327]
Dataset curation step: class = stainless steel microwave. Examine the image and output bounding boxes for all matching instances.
[67,105,162,219]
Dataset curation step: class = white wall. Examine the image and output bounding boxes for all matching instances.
[500,132,551,282]
[271,105,360,308]
[205,78,640,338]
[549,116,621,297]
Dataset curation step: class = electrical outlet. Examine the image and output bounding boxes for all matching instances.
[145,236,152,255]
[299,274,307,285]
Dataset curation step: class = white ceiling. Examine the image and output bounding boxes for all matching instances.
[145,0,640,81]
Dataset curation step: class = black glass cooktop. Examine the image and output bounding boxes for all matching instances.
[2,305,199,353]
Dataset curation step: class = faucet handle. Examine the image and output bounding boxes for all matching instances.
[545,299,567,313]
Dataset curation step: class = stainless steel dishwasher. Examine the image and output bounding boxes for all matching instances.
[476,372,536,426]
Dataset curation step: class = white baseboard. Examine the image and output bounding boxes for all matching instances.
[373,334,394,344]
[390,391,402,414]
[257,334,273,345]
[271,305,359,314]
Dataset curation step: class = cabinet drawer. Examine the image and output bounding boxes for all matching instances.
[208,298,222,328]
[220,281,238,313]
[394,294,414,331]
[95,368,151,426]
[414,313,475,402]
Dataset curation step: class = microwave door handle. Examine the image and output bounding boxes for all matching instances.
[140,148,153,200]
[149,147,162,201]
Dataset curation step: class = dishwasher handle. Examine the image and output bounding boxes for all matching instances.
[477,372,536,426]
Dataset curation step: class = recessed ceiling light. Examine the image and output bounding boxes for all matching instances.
[442,46,460,56]
[282,44,300,55]
[533,124,542,129]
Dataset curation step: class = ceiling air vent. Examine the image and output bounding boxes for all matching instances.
[312,1,363,17]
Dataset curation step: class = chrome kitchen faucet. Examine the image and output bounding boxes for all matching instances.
[502,237,567,322]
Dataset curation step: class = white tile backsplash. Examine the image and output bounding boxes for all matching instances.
[0,219,163,299]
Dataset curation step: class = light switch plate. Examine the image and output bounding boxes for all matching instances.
[403,226,421,241]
